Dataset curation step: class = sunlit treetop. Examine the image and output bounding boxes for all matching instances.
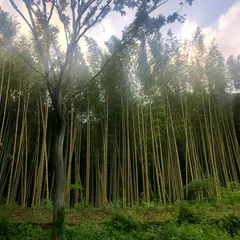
[10,0,194,49]
[8,0,194,95]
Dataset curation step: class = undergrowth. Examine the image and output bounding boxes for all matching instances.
[1,184,240,239]
[1,213,240,240]
[1,209,240,240]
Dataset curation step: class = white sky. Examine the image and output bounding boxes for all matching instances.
[0,0,240,58]
[179,0,240,58]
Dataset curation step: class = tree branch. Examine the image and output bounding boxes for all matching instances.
[46,78,55,100]
[148,0,169,14]
[43,0,47,20]
[75,0,97,34]
[22,1,45,64]
[6,44,46,79]
[66,10,165,101]
[57,0,103,90]
[48,57,58,84]
[52,40,62,68]
[76,0,111,43]
[9,0,33,31]
[48,0,55,23]
[71,0,76,32]
[55,4,69,46]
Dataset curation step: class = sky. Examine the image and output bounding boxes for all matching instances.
[0,0,239,58]
[178,0,240,58]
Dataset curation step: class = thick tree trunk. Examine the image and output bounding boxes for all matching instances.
[52,118,66,239]
[51,92,66,240]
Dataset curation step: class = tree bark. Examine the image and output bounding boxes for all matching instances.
[51,91,66,240]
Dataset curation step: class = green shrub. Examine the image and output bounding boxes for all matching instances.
[4,201,240,240]
[221,182,240,205]
[11,224,51,240]
[2,220,240,240]
[155,222,240,240]
[177,204,201,224]
[0,205,11,240]
[184,178,216,201]
[107,213,142,232]
[66,223,111,240]
[217,215,240,237]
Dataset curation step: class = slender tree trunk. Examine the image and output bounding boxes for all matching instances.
[103,96,108,205]
[85,91,91,204]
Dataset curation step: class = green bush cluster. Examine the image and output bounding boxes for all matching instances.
[220,182,240,205]
[1,183,240,240]
[1,211,240,240]
[184,177,216,201]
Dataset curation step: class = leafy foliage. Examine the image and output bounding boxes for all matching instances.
[3,211,240,239]
[0,7,18,46]
[184,178,216,201]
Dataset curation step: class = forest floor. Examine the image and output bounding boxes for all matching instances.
[2,195,240,239]
[7,200,240,224]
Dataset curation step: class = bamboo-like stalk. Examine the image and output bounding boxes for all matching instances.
[137,104,146,201]
[132,104,139,205]
[0,61,5,105]
[157,125,166,204]
[112,129,118,203]
[11,85,30,203]
[224,104,240,182]
[66,103,77,205]
[121,93,127,207]
[208,95,221,200]
[102,95,108,205]
[96,149,102,207]
[213,101,231,185]
[141,104,150,202]
[32,102,41,205]
[85,91,91,204]
[199,112,210,178]
[0,65,12,197]
[35,94,48,204]
[22,121,29,207]
[0,72,10,146]
[7,84,21,204]
[0,114,12,197]
[164,102,173,203]
[74,124,82,205]
[149,103,161,201]
[180,93,192,197]
[126,102,133,206]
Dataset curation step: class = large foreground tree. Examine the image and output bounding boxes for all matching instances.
[8,0,193,238]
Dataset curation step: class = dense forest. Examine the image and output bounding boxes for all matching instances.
[1,1,240,239]
[1,21,240,208]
